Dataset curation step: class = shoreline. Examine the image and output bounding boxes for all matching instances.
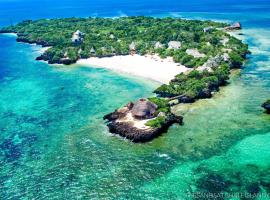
[0,32,188,85]
[76,54,190,84]
[0,18,250,142]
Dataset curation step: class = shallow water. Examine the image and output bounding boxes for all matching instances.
[0,1,270,199]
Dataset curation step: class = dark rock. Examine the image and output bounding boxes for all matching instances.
[106,114,182,143]
[0,139,22,163]
[246,183,260,196]
[60,58,74,65]
[104,102,183,143]
[16,37,50,47]
[14,36,78,65]
[196,174,231,194]
[262,100,270,113]
[103,104,130,121]
[0,30,14,34]
[178,95,195,103]
[198,88,212,99]
[35,55,44,61]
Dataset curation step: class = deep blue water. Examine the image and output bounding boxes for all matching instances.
[0,0,270,199]
[0,0,270,27]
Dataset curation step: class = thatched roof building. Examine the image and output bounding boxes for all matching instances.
[186,49,205,58]
[129,42,136,50]
[72,30,84,44]
[129,42,136,55]
[225,22,242,31]
[90,47,96,54]
[203,27,214,33]
[168,41,181,49]
[109,34,115,39]
[111,46,116,54]
[131,99,157,119]
[154,42,164,49]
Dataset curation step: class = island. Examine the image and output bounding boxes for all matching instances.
[0,16,249,142]
[103,98,182,142]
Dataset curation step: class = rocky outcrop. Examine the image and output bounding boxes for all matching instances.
[36,53,76,65]
[262,100,270,113]
[103,102,183,143]
[16,37,51,47]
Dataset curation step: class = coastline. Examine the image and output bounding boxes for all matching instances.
[0,18,250,143]
[77,54,190,84]
[1,1,270,198]
[0,32,188,85]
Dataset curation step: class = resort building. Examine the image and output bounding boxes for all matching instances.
[129,42,136,55]
[186,49,205,58]
[154,42,164,49]
[71,30,84,44]
[131,99,157,120]
[90,47,96,55]
[203,27,214,33]
[168,41,181,49]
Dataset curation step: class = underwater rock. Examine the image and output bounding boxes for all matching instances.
[262,100,270,113]
[246,183,260,196]
[0,139,22,163]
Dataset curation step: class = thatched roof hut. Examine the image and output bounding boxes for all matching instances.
[129,42,136,51]
[168,41,181,49]
[109,34,115,39]
[186,49,205,58]
[154,42,164,49]
[101,47,106,52]
[203,27,214,33]
[111,46,116,54]
[129,42,136,55]
[131,99,157,119]
[72,30,84,44]
[90,47,96,54]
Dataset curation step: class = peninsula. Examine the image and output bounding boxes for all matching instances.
[0,17,249,142]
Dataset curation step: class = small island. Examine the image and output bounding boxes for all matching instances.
[104,98,182,142]
[0,17,249,142]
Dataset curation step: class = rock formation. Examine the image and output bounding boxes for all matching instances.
[262,100,270,113]
[104,100,183,143]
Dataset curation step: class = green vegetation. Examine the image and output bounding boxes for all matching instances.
[0,16,248,102]
[154,63,230,99]
[148,97,170,114]
[154,36,248,99]
[265,99,270,104]
[1,16,234,65]
[145,116,166,128]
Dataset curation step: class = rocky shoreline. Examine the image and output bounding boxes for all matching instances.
[103,100,183,143]
[0,19,250,143]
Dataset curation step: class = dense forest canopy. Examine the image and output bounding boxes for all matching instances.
[0,16,249,100]
[1,17,242,64]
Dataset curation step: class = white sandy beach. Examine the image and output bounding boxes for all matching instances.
[77,54,190,84]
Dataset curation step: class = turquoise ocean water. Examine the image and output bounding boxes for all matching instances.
[0,0,270,199]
